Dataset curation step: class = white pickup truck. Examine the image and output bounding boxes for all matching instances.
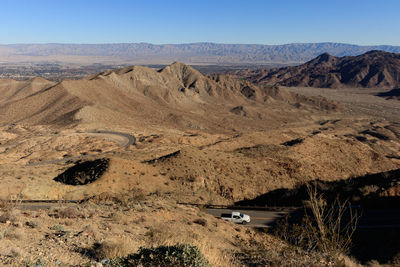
[221,211,251,225]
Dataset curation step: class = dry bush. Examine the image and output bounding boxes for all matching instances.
[0,246,25,259]
[0,227,23,240]
[274,183,359,262]
[336,254,363,267]
[120,244,211,267]
[0,209,21,224]
[0,198,21,216]
[144,223,234,266]
[50,224,64,231]
[25,220,40,229]
[84,189,146,208]
[82,224,101,240]
[0,199,14,212]
[93,238,131,260]
[61,219,74,226]
[305,183,358,257]
[109,211,122,221]
[193,218,207,227]
[55,207,81,219]
[0,188,25,212]
[365,260,392,267]
[109,211,130,225]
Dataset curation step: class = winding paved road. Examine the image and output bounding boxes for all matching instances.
[26,130,136,166]
[92,130,136,148]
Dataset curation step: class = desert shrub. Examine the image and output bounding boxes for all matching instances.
[198,205,207,213]
[193,218,207,227]
[50,225,64,231]
[274,183,358,259]
[0,209,21,224]
[0,228,8,239]
[84,189,146,209]
[56,207,80,219]
[0,199,14,212]
[116,244,210,267]
[25,220,40,229]
[92,238,130,260]
[305,183,358,256]
[0,192,24,213]
[0,228,22,240]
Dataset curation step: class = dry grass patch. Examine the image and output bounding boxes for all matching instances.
[92,238,132,260]
[54,207,81,219]
[0,227,23,240]
[143,222,236,266]
[0,209,21,225]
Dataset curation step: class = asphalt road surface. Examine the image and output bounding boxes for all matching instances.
[26,130,135,166]
[93,130,136,148]
[10,203,400,230]
[357,208,400,229]
[206,208,289,228]
[207,207,400,229]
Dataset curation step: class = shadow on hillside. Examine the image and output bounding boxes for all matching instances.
[240,169,400,264]
[235,168,400,208]
[376,88,400,98]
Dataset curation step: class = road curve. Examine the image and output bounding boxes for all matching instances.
[26,130,135,166]
[92,130,136,148]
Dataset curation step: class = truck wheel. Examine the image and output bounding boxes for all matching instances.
[242,221,247,225]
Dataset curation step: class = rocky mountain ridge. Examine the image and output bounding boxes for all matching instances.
[236,50,400,89]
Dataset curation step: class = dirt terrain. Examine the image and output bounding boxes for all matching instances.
[1,63,400,265]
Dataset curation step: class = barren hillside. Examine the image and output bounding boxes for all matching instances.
[0,62,338,129]
[237,50,400,89]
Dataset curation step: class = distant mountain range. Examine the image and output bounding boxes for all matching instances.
[235,50,400,89]
[1,42,400,64]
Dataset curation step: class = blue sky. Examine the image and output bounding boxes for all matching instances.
[0,0,399,45]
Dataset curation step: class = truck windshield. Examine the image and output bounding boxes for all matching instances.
[240,213,244,218]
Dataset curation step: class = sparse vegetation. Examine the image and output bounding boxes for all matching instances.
[55,207,81,219]
[92,238,131,260]
[115,244,210,267]
[274,182,359,261]
[193,218,207,227]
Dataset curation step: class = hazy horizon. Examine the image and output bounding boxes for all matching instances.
[0,41,400,47]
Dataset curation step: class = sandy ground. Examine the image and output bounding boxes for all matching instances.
[285,87,400,123]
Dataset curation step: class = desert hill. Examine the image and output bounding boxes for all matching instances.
[0,62,339,129]
[237,50,400,89]
[0,77,55,104]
